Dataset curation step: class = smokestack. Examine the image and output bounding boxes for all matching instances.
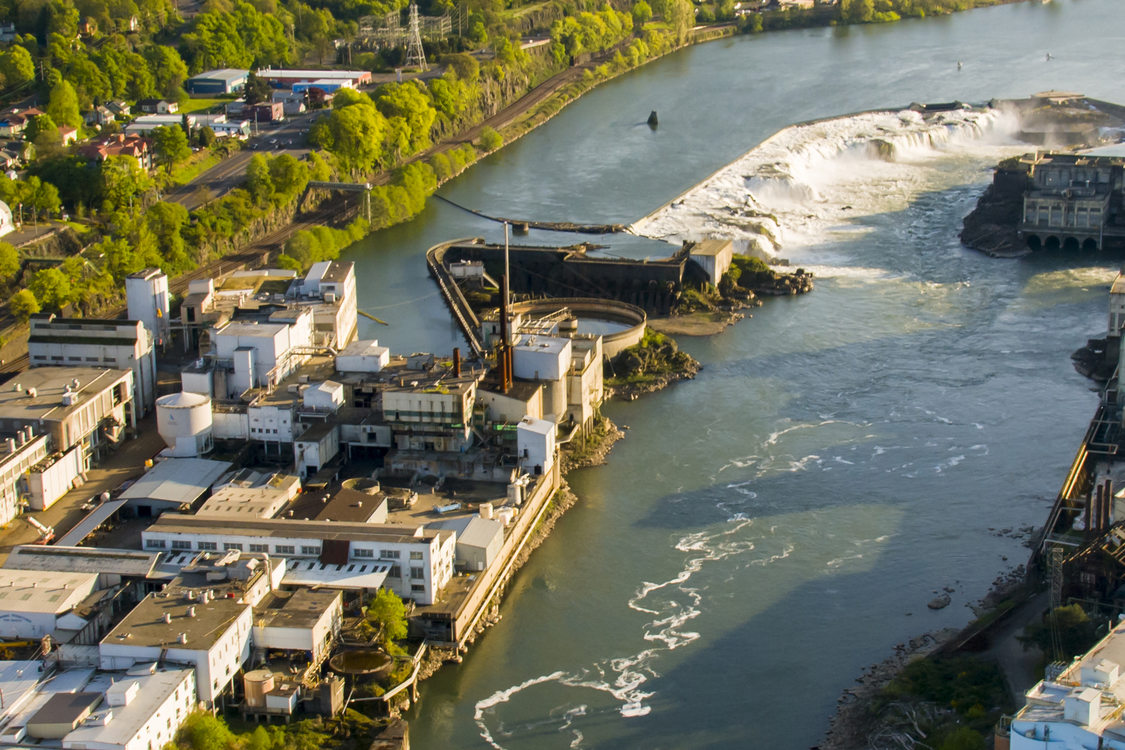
[499,274,511,393]
[453,347,461,378]
[1105,479,1114,530]
[1087,488,1095,539]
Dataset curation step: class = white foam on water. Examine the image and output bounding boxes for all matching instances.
[473,493,790,745]
[631,106,1021,264]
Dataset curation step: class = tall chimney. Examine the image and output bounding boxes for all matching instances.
[1087,488,1096,539]
[453,347,461,378]
[499,275,511,393]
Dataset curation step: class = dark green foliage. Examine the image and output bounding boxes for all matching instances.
[1019,604,1105,661]
[608,329,694,381]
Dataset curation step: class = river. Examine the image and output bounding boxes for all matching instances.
[338,1,1125,746]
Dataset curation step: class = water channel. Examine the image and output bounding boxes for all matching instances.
[338,1,1125,745]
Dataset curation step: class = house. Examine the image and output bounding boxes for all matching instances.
[58,125,79,146]
[106,101,130,118]
[136,99,178,115]
[83,105,115,127]
[0,198,13,237]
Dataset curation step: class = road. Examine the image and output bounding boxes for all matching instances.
[164,110,322,211]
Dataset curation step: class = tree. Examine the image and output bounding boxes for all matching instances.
[366,588,407,648]
[142,45,189,99]
[1020,604,1102,661]
[0,242,18,281]
[151,125,191,173]
[25,114,58,144]
[173,712,237,750]
[632,0,653,28]
[29,267,70,311]
[245,153,274,204]
[8,289,38,321]
[100,155,151,212]
[0,46,35,87]
[243,71,272,106]
[46,79,82,129]
[479,126,502,151]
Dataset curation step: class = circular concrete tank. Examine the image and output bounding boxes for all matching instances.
[156,391,213,456]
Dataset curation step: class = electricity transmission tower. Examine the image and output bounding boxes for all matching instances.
[405,3,427,72]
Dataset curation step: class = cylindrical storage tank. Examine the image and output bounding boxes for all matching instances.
[156,392,214,457]
[244,669,275,708]
[479,502,494,520]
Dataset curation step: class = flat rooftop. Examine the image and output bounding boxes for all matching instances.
[103,590,250,650]
[146,513,439,545]
[0,569,98,614]
[254,589,340,630]
[0,368,130,422]
[120,458,233,504]
[3,545,161,578]
[63,669,193,749]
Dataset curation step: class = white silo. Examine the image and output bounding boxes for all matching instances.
[156,391,214,457]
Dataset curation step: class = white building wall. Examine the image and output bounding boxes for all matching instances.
[517,418,555,475]
[513,337,570,381]
[249,403,295,443]
[212,410,249,440]
[142,529,452,605]
[26,445,82,510]
[0,434,49,525]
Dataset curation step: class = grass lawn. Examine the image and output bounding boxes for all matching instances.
[178,97,231,114]
[166,151,222,186]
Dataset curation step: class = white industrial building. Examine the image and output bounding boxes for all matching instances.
[335,339,390,373]
[513,335,571,422]
[26,442,83,511]
[0,430,48,524]
[211,309,314,398]
[141,515,455,605]
[251,589,341,668]
[60,668,197,750]
[0,569,101,638]
[0,367,135,468]
[99,553,280,705]
[517,416,555,476]
[688,238,734,286]
[118,457,232,517]
[196,470,300,519]
[1010,618,1125,749]
[294,421,339,478]
[155,391,214,457]
[28,315,157,416]
[428,515,504,572]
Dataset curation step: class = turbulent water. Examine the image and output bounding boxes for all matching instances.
[334,1,1125,747]
[632,106,1022,257]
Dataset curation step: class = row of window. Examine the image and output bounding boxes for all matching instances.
[146,538,426,570]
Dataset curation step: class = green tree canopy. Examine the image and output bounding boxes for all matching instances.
[0,242,19,281]
[151,125,191,173]
[46,79,82,129]
[8,289,39,322]
[29,267,71,311]
[366,588,407,648]
[0,46,35,87]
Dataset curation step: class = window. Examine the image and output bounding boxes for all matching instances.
[171,540,191,550]
[411,584,425,593]
[410,566,424,580]
[145,539,166,549]
[380,550,399,559]
[300,545,320,555]
[409,551,423,560]
[198,541,217,551]
[389,565,401,578]
[223,543,243,551]
[249,544,268,553]
[353,548,373,558]
[275,545,295,554]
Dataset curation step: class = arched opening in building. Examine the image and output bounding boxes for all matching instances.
[1026,235,1043,251]
[1082,238,1100,251]
[1044,236,1061,250]
[1063,237,1081,251]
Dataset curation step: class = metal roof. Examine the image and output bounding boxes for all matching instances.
[119,458,233,504]
[4,542,157,577]
[54,499,127,547]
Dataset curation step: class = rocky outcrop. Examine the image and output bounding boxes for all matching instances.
[960,166,1030,258]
